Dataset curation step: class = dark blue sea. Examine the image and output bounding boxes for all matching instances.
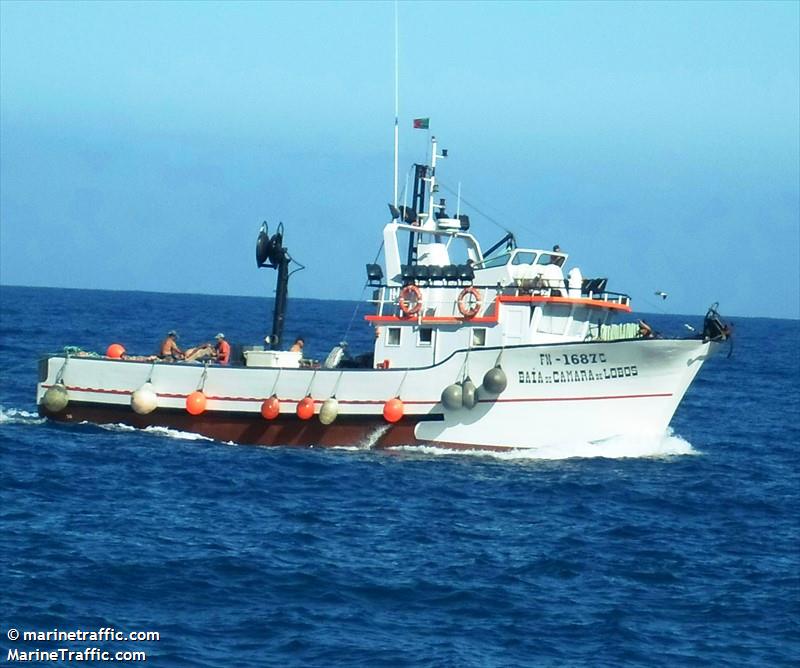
[1,286,798,667]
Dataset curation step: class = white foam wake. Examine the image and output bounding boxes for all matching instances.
[94,422,214,442]
[0,406,46,425]
[142,426,215,442]
[390,429,699,461]
[358,423,391,450]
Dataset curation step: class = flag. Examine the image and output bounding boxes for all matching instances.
[412,118,429,129]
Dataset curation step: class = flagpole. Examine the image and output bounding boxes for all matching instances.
[393,0,399,208]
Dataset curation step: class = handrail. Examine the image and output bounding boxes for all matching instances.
[366,283,632,324]
[368,282,631,306]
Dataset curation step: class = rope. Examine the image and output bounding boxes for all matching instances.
[395,369,409,399]
[343,240,386,342]
[196,363,209,391]
[304,369,318,397]
[330,371,344,398]
[372,240,385,264]
[460,342,473,383]
[495,348,504,368]
[438,179,567,246]
[438,181,513,234]
[287,254,306,279]
[55,352,70,384]
[342,288,366,345]
[268,368,282,397]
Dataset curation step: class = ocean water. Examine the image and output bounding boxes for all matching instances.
[1,285,798,667]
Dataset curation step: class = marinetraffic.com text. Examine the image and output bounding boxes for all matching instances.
[5,627,159,663]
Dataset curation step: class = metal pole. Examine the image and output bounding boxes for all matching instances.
[393,1,399,208]
[270,254,290,350]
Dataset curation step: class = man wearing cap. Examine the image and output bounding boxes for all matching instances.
[182,333,231,364]
[159,330,185,361]
[214,333,231,365]
[550,244,565,267]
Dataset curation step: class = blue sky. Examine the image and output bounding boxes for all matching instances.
[1,0,798,319]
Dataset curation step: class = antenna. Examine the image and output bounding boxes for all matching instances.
[393,0,399,208]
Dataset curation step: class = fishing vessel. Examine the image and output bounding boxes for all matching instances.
[36,136,730,452]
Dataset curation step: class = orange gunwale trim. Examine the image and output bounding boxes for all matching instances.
[364,314,497,325]
[364,293,631,324]
[498,294,631,311]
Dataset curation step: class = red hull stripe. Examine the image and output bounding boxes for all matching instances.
[43,384,671,405]
[489,393,672,402]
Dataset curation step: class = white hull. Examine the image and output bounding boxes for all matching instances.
[37,338,718,450]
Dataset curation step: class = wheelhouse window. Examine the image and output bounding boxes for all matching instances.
[418,327,433,346]
[511,251,537,265]
[476,253,511,269]
[387,327,401,346]
[538,253,565,267]
[472,328,487,347]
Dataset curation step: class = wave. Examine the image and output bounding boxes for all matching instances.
[142,426,215,442]
[17,403,696,460]
[390,430,699,461]
[94,422,214,442]
[357,423,391,450]
[0,405,46,425]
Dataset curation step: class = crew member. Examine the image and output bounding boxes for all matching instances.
[214,333,231,365]
[551,244,565,267]
[160,331,184,361]
[290,337,304,353]
[638,320,654,339]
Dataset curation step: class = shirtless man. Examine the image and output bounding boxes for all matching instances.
[160,331,184,361]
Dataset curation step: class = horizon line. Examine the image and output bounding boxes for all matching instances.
[1,282,797,322]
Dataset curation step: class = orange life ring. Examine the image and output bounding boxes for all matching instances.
[398,285,423,316]
[457,286,481,318]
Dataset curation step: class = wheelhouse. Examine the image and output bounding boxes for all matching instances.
[365,136,631,369]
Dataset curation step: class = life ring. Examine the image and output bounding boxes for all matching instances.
[398,285,423,316]
[457,286,481,318]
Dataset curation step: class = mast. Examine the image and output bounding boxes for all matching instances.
[270,252,290,351]
[404,136,448,265]
[256,223,293,350]
[427,135,448,222]
[406,162,427,266]
[393,1,399,208]
[427,135,438,220]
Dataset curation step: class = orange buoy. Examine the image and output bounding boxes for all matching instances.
[106,343,126,359]
[186,390,207,415]
[296,396,315,420]
[383,397,404,423]
[261,395,280,420]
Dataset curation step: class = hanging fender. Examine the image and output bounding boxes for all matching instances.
[457,286,481,318]
[398,285,423,317]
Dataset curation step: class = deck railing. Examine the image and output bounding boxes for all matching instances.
[368,282,631,319]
